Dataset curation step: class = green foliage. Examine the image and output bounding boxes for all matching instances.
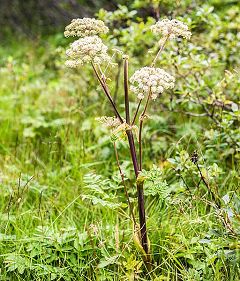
[82,173,124,209]
[140,165,169,197]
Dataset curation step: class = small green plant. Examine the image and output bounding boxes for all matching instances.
[64,17,191,261]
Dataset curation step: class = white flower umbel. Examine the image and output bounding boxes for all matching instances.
[97,116,139,142]
[96,116,122,129]
[130,67,175,100]
[65,36,110,68]
[64,18,109,37]
[151,19,191,39]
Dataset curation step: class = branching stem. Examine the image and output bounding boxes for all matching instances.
[151,35,169,67]
[124,58,149,255]
[131,99,142,126]
[92,62,124,123]
[124,59,130,124]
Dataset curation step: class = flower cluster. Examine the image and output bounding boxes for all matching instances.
[130,67,175,100]
[64,18,109,38]
[97,117,139,142]
[65,17,110,67]
[96,116,122,129]
[65,36,110,68]
[151,19,191,39]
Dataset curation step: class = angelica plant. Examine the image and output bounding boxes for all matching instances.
[64,17,191,259]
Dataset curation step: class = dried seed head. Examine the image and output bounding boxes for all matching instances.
[65,36,110,68]
[130,67,175,100]
[151,19,191,39]
[64,18,109,38]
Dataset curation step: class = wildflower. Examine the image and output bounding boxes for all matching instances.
[130,67,175,100]
[96,116,122,129]
[64,18,109,37]
[98,240,105,248]
[89,224,99,235]
[97,117,140,142]
[151,19,191,39]
[112,122,139,142]
[65,36,110,68]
